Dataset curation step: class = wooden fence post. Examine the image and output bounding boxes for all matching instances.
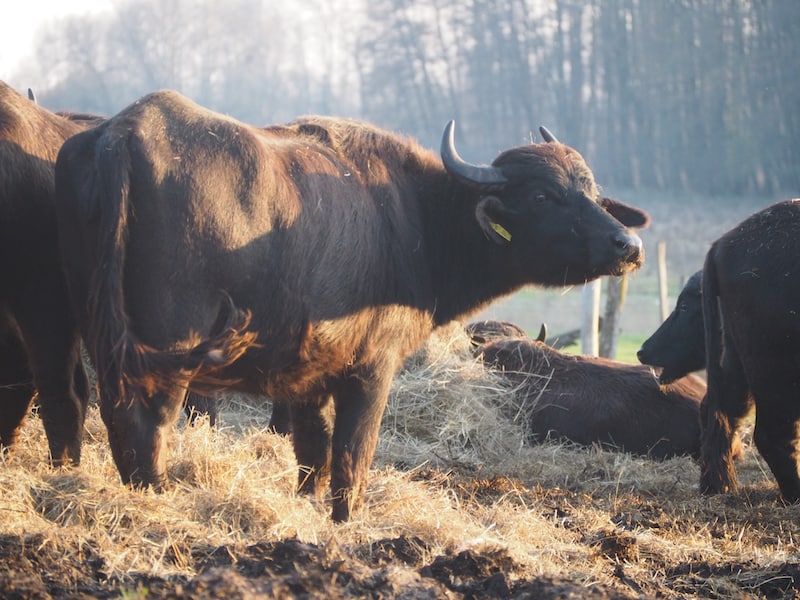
[581,280,601,356]
[657,241,669,322]
[599,274,627,358]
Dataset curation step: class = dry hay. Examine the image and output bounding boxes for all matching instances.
[1,321,799,597]
[379,321,551,470]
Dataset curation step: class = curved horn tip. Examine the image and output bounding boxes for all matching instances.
[538,126,559,144]
[27,88,37,103]
[536,323,548,343]
[441,120,456,148]
[440,119,507,191]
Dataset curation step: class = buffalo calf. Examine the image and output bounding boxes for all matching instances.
[637,271,704,385]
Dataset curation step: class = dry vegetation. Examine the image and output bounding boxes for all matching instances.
[1,323,799,599]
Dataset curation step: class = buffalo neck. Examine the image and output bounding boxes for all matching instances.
[418,177,525,326]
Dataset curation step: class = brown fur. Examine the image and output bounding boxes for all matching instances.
[477,338,704,459]
[55,89,648,520]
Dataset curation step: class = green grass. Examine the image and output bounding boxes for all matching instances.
[559,333,647,365]
[615,333,648,364]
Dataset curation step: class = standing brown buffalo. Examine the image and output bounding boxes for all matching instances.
[0,81,102,464]
[476,337,705,459]
[55,90,647,521]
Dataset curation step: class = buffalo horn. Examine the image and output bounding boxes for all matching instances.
[27,88,37,104]
[536,323,548,343]
[440,120,507,191]
[538,126,559,143]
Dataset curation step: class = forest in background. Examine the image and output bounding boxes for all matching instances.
[10,0,799,198]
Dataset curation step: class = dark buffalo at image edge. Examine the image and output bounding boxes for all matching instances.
[640,199,800,502]
[700,199,800,501]
[0,81,103,465]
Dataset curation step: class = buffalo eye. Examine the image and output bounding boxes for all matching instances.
[535,194,546,204]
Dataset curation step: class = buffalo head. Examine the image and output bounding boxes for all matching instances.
[440,121,646,286]
[638,270,705,384]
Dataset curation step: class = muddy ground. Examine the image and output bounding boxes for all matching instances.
[2,466,799,600]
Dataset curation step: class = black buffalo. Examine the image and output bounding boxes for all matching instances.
[55,90,647,521]
[641,200,800,502]
[637,270,704,384]
[0,81,103,463]
[477,337,704,459]
[702,200,800,501]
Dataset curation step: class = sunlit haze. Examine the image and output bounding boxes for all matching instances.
[0,0,111,79]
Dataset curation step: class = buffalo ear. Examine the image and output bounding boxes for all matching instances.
[297,122,333,147]
[475,196,512,244]
[600,197,651,229]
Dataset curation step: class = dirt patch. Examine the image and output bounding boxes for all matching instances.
[3,468,800,599]
[0,531,664,599]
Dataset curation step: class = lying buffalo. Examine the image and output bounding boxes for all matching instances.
[477,337,705,458]
[465,319,543,348]
[55,90,647,520]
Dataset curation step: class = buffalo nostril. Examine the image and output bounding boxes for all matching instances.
[615,233,639,249]
[613,232,643,256]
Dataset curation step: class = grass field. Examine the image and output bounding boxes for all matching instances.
[538,332,646,364]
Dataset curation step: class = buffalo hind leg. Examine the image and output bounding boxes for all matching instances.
[14,305,89,466]
[0,329,36,451]
[700,341,751,495]
[751,382,800,503]
[291,395,334,502]
[330,371,393,522]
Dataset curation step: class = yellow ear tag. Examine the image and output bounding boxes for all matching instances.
[490,221,512,242]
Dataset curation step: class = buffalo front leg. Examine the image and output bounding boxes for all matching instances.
[291,394,334,501]
[330,372,393,522]
[100,387,184,490]
[268,398,292,435]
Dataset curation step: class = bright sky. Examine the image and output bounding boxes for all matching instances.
[0,0,112,79]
